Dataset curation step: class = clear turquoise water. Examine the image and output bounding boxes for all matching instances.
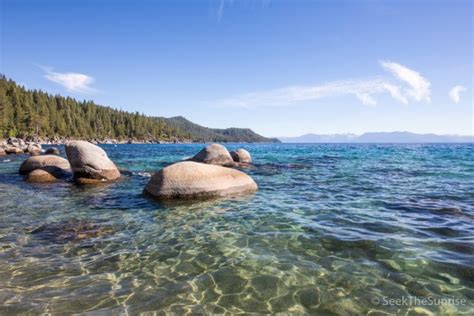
[0,143,473,315]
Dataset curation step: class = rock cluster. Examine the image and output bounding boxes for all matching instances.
[19,155,72,182]
[188,143,235,167]
[17,141,120,184]
[0,137,43,156]
[145,144,256,201]
[13,138,256,203]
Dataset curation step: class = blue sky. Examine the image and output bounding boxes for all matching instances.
[1,0,472,137]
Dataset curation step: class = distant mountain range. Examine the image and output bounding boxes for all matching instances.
[279,132,474,143]
[161,116,280,143]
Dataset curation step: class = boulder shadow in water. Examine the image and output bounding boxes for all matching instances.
[143,189,257,208]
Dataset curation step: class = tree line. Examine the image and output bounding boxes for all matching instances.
[0,75,277,143]
[0,75,191,141]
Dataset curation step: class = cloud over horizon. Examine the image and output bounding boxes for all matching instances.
[449,85,466,103]
[215,61,431,108]
[379,61,431,102]
[40,66,97,93]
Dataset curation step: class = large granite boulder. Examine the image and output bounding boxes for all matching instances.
[144,161,258,200]
[189,143,234,167]
[19,155,72,178]
[65,140,120,184]
[230,149,252,164]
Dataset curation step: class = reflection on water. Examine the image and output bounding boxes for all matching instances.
[0,143,473,314]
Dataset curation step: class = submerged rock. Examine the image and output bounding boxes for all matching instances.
[30,219,113,243]
[19,155,71,178]
[45,147,60,155]
[144,161,258,200]
[65,140,120,184]
[230,149,252,164]
[189,143,235,167]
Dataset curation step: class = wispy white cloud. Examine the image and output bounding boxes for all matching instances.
[379,60,431,102]
[215,61,430,108]
[217,0,236,21]
[449,85,466,103]
[216,79,407,108]
[39,65,97,93]
[217,0,225,21]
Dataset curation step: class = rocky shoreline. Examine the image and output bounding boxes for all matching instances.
[0,137,196,157]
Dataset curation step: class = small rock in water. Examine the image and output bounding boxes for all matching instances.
[45,147,60,155]
[26,143,42,156]
[188,143,235,167]
[230,148,252,164]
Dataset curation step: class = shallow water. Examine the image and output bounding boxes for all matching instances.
[0,143,473,314]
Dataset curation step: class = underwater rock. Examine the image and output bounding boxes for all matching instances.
[230,148,252,164]
[144,161,258,200]
[189,143,235,167]
[30,219,113,243]
[65,140,120,184]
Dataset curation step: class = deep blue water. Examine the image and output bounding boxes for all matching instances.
[0,143,473,314]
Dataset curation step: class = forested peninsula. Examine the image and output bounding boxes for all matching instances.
[0,75,278,143]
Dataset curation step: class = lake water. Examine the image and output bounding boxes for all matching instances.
[0,143,473,314]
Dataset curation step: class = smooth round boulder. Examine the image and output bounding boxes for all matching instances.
[144,161,258,200]
[25,169,57,183]
[19,155,72,178]
[189,143,234,167]
[230,149,252,164]
[65,140,120,183]
[45,147,60,155]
